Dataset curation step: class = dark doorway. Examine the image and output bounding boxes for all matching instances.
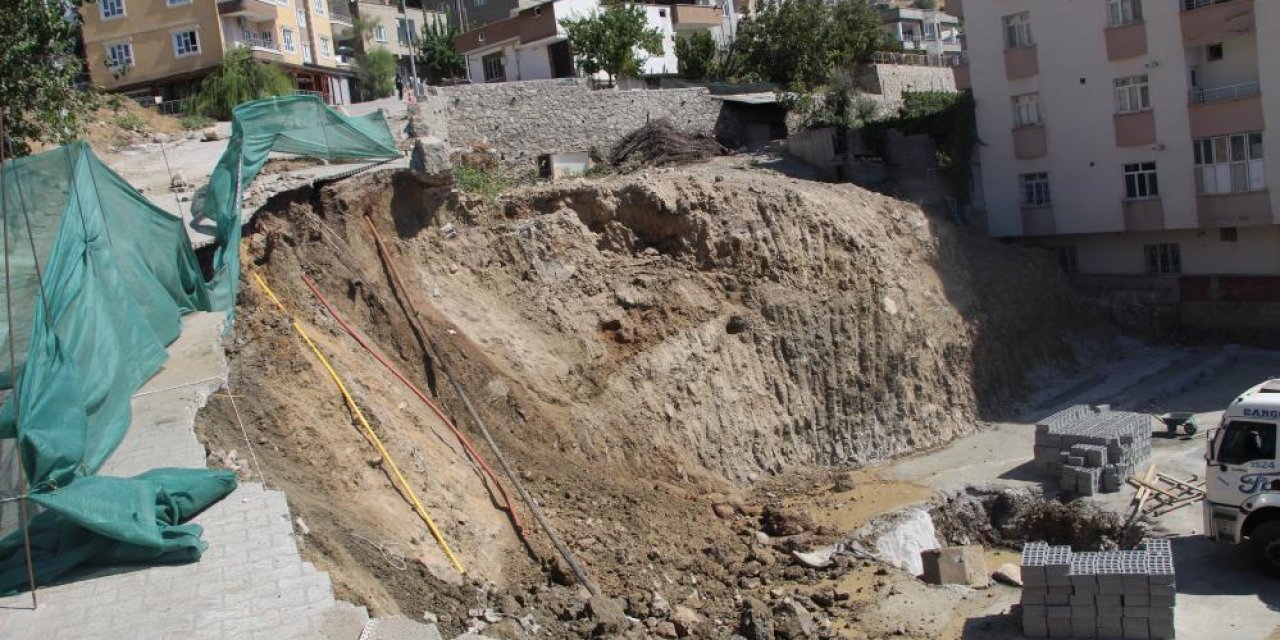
[549,41,574,78]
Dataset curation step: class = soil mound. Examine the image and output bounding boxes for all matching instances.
[196,160,1091,636]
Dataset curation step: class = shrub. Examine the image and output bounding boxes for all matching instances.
[356,48,397,99]
[188,48,294,120]
[179,113,217,130]
[454,164,507,202]
[110,111,147,132]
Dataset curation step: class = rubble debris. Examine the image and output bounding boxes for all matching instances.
[993,562,1023,586]
[1019,539,1175,640]
[920,545,988,588]
[410,136,453,186]
[608,118,723,169]
[793,544,843,569]
[931,486,1144,552]
[760,504,815,537]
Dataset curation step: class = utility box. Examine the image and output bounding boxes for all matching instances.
[537,152,591,179]
[921,545,988,587]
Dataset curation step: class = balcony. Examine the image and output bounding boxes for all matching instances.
[328,1,353,26]
[1004,45,1038,81]
[1189,81,1260,105]
[1197,190,1272,227]
[217,0,278,20]
[1012,126,1047,159]
[1105,21,1147,61]
[1188,86,1264,138]
[1113,110,1156,147]
[1181,0,1254,48]
[1123,198,1165,231]
[672,4,723,28]
[228,35,282,59]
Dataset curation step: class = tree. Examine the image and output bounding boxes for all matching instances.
[675,32,717,80]
[188,48,295,120]
[0,1,95,154]
[562,4,664,85]
[355,48,398,98]
[724,0,888,88]
[419,19,466,84]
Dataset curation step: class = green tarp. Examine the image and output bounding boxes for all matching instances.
[0,96,399,593]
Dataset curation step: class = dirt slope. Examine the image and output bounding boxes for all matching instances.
[196,159,1087,637]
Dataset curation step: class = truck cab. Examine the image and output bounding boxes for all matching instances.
[1205,379,1280,576]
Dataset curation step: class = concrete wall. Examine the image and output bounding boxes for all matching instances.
[427,78,724,160]
[1027,226,1280,277]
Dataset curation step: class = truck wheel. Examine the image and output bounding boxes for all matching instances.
[1250,520,1280,578]
[1183,422,1198,436]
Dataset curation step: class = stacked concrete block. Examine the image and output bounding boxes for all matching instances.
[1032,405,1152,494]
[1019,540,1176,639]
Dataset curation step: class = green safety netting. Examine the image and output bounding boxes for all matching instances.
[0,95,398,593]
[202,95,399,310]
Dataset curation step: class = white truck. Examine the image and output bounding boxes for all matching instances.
[1204,379,1280,576]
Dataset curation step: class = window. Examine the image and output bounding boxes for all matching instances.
[312,0,325,15]
[1216,421,1276,466]
[1144,243,1181,274]
[1195,132,1265,195]
[397,18,417,45]
[1020,172,1051,207]
[374,24,388,42]
[166,0,191,6]
[100,0,125,19]
[105,42,134,68]
[1012,93,1041,128]
[296,8,307,28]
[172,29,200,57]
[474,0,487,6]
[1220,227,1238,242]
[282,28,295,52]
[1053,246,1079,274]
[1108,0,1142,27]
[482,52,505,82]
[319,36,331,57]
[1003,12,1033,49]
[1124,162,1159,199]
[1206,42,1224,61]
[1114,75,1150,113]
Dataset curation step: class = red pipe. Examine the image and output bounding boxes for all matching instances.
[301,274,527,540]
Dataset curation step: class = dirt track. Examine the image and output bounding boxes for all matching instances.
[195,158,1100,638]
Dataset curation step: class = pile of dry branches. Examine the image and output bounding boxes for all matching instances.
[609,118,723,169]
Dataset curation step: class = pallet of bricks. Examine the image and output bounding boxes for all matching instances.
[1031,405,1152,495]
[1019,539,1175,639]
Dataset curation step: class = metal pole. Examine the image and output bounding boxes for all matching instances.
[0,111,39,608]
[401,0,420,95]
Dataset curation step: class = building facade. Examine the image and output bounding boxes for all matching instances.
[877,5,963,54]
[346,0,446,87]
[964,0,1280,283]
[80,0,356,105]
[452,0,730,85]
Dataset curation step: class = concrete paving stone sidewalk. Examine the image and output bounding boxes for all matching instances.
[0,312,354,640]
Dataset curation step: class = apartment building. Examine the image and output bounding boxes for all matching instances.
[80,0,356,105]
[965,0,1280,289]
[876,4,963,54]
[453,0,730,85]
[346,0,446,85]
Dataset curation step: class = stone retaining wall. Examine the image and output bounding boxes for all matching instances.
[424,79,725,162]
